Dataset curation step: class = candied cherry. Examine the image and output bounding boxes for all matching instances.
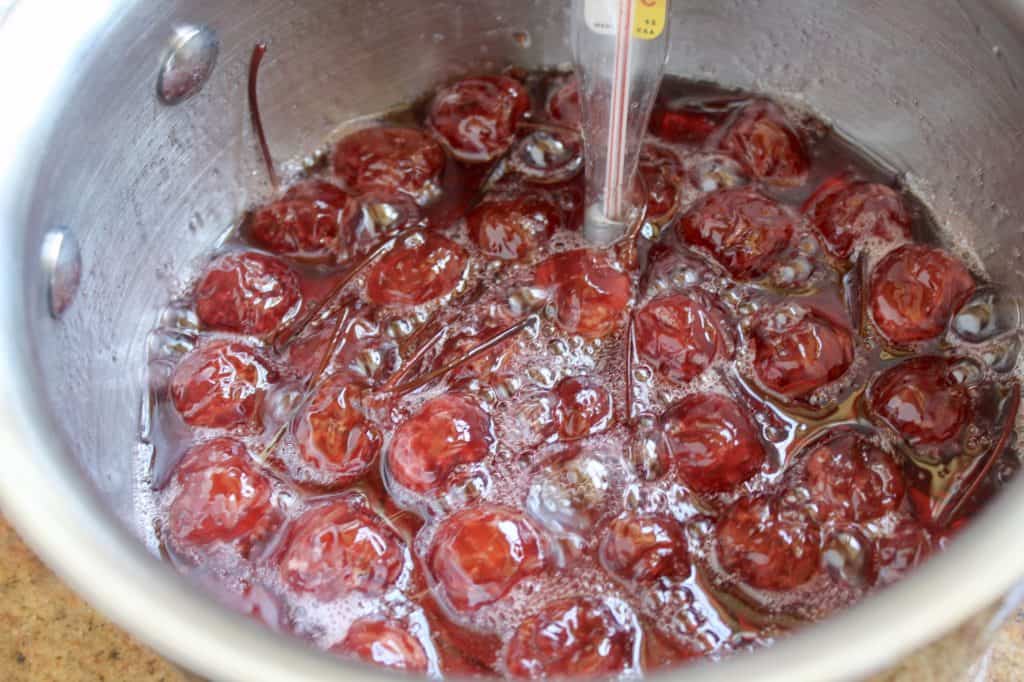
[279,496,405,601]
[387,394,493,493]
[467,194,561,261]
[534,249,632,338]
[599,513,690,584]
[428,504,545,612]
[170,340,275,429]
[719,100,809,187]
[752,305,855,401]
[715,494,822,591]
[553,376,614,440]
[650,103,718,144]
[365,233,467,306]
[660,393,765,494]
[168,438,280,554]
[333,127,445,203]
[801,429,905,523]
[194,251,301,335]
[505,597,637,679]
[803,176,911,258]
[868,356,971,447]
[869,243,975,345]
[508,128,583,185]
[428,75,530,163]
[546,77,580,126]
[678,187,795,280]
[639,142,687,223]
[249,180,362,258]
[869,516,933,586]
[635,293,729,385]
[333,617,429,673]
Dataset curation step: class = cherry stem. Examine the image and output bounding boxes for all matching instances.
[248,43,280,190]
[379,325,450,393]
[625,314,636,425]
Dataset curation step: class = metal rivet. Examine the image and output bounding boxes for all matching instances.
[41,226,81,319]
[157,24,218,105]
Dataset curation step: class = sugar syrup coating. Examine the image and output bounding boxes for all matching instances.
[428,75,531,163]
[364,232,468,306]
[802,175,911,259]
[332,617,430,673]
[598,513,690,585]
[867,356,972,448]
[533,248,632,339]
[553,375,614,441]
[194,251,302,335]
[717,100,810,187]
[467,193,561,261]
[634,292,731,385]
[638,142,688,224]
[249,180,364,259]
[869,516,934,587]
[170,340,276,430]
[333,127,445,203]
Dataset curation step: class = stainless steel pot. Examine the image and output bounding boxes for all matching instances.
[2,1,1024,680]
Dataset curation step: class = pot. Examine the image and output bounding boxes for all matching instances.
[1,1,1023,680]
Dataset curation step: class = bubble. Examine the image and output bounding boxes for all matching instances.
[953,290,1022,343]
[526,453,612,535]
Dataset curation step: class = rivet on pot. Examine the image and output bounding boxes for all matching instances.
[41,226,81,319]
[156,24,219,105]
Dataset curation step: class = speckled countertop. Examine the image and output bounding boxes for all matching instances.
[1,514,1021,682]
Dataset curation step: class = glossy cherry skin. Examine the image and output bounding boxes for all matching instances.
[333,127,445,203]
[504,597,637,679]
[719,100,809,187]
[467,194,560,261]
[170,340,275,429]
[802,176,911,258]
[428,75,531,163]
[678,187,795,280]
[534,249,632,339]
[428,504,545,612]
[333,617,429,673]
[635,293,729,385]
[553,376,614,440]
[660,393,765,494]
[639,143,687,223]
[869,516,933,586]
[869,244,975,345]
[249,180,361,259]
[386,394,493,494]
[279,496,405,601]
[365,233,468,306]
[752,306,855,401]
[546,77,580,126]
[194,251,301,335]
[868,356,971,446]
[715,494,822,591]
[599,513,690,584]
[650,105,718,144]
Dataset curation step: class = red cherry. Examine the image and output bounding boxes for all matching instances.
[168,438,280,554]
[868,356,971,447]
[428,505,545,612]
[546,77,580,126]
[660,393,765,494]
[508,128,583,185]
[387,394,493,493]
[467,194,560,260]
[801,429,905,522]
[428,76,531,163]
[803,176,911,258]
[599,513,689,584]
[279,496,405,601]
[715,494,822,591]
[719,100,809,187]
[635,293,729,385]
[553,376,614,440]
[650,106,718,144]
[869,244,975,345]
[333,127,445,203]
[333,617,429,673]
[869,516,933,586]
[249,180,362,259]
[194,251,301,335]
[639,142,687,223]
[534,249,632,338]
[505,597,637,678]
[170,340,275,429]
[752,305,855,400]
[678,187,795,280]
[365,233,468,306]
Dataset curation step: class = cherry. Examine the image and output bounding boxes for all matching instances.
[868,356,971,447]
[333,617,429,673]
[386,394,493,493]
[170,340,275,429]
[752,305,855,401]
[279,496,405,600]
[428,76,531,163]
[546,77,580,126]
[290,374,381,488]
[718,100,809,187]
[715,494,822,591]
[194,251,301,335]
[639,142,687,223]
[333,127,445,203]
[678,187,795,280]
[365,233,468,306]
[168,438,280,554]
[660,393,765,494]
[800,429,905,523]
[553,376,614,440]
[650,106,718,144]
[504,597,637,678]
[534,249,632,338]
[869,244,975,345]
[599,513,690,584]
[508,128,583,185]
[428,504,545,612]
[467,194,560,261]
[635,293,729,385]
[869,516,933,586]
[803,176,911,258]
[248,180,362,259]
